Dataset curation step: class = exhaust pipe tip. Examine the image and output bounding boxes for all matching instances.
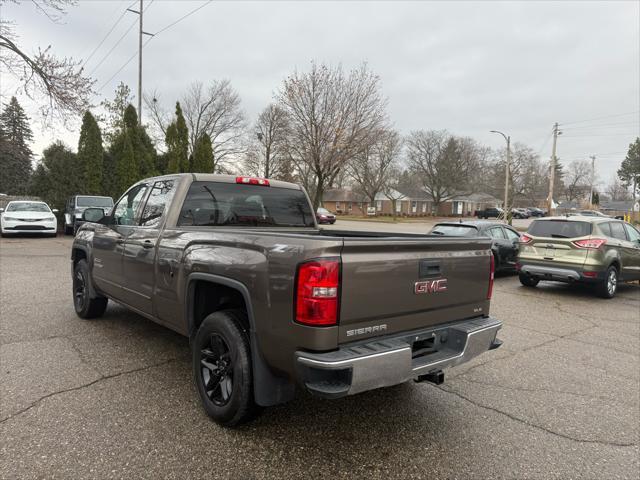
[414,370,445,385]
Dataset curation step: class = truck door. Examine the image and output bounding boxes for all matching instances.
[121,179,177,315]
[91,184,149,298]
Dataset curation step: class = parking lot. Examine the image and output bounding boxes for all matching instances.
[1,229,639,479]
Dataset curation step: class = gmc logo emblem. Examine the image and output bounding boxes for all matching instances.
[415,278,448,294]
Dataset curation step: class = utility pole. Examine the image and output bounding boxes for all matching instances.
[589,155,596,207]
[547,122,561,215]
[127,0,153,125]
[490,130,511,225]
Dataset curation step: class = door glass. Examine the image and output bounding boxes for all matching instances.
[112,185,148,226]
[489,227,506,239]
[609,222,628,241]
[599,222,612,237]
[140,180,176,227]
[504,228,520,241]
[623,223,640,243]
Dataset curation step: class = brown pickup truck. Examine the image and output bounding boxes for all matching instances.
[71,174,502,426]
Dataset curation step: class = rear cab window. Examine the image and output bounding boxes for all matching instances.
[178,181,315,227]
[528,220,591,238]
[430,224,478,237]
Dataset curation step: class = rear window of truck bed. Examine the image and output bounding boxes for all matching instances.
[177,181,315,227]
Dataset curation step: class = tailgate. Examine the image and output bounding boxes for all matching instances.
[338,237,492,343]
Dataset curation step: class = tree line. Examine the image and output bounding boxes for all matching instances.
[1,62,639,214]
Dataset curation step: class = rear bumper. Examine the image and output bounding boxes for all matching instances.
[519,264,604,283]
[295,316,502,398]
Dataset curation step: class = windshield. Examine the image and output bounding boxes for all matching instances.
[317,208,331,214]
[6,202,50,212]
[430,224,478,237]
[76,196,113,207]
[528,220,591,238]
[178,181,315,227]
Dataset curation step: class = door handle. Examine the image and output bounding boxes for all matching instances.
[142,240,154,249]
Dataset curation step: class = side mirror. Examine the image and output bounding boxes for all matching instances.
[51,208,59,213]
[0,208,4,213]
[82,208,105,223]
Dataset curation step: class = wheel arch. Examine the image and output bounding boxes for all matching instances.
[186,273,295,407]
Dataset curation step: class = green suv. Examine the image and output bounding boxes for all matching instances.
[517,216,640,298]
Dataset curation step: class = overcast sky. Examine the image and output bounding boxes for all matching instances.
[4,0,640,187]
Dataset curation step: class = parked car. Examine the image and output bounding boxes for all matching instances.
[430,221,521,272]
[526,207,545,217]
[64,195,114,235]
[475,207,504,219]
[71,174,502,426]
[577,209,610,218]
[517,216,640,298]
[511,208,530,219]
[316,207,336,224]
[0,201,58,237]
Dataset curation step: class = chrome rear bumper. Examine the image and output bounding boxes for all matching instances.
[296,316,502,398]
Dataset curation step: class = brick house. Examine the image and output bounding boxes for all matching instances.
[321,188,369,215]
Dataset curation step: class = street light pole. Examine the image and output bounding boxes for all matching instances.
[490,130,511,225]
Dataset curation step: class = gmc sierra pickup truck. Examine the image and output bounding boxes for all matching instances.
[72,174,502,426]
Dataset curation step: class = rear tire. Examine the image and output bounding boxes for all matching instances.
[192,310,260,427]
[73,259,108,318]
[519,272,539,287]
[596,265,618,299]
[64,224,73,235]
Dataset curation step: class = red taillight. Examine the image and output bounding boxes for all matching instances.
[572,238,607,249]
[487,254,495,300]
[295,258,340,326]
[520,234,533,244]
[235,176,270,186]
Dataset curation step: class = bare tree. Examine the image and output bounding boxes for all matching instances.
[181,81,246,171]
[349,129,402,205]
[606,176,631,201]
[563,160,591,203]
[277,62,388,208]
[143,90,170,150]
[243,104,292,179]
[406,130,481,210]
[0,0,94,121]
[381,166,406,220]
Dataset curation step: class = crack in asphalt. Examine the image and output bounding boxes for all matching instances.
[436,385,637,448]
[456,377,638,407]
[0,358,178,425]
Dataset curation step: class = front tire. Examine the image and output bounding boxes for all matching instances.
[596,265,618,299]
[192,310,259,427]
[73,259,108,318]
[519,272,539,287]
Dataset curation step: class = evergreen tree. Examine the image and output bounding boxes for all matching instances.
[191,134,214,172]
[165,102,189,173]
[77,111,104,194]
[618,137,640,199]
[0,97,33,194]
[29,142,82,212]
[102,150,118,200]
[115,131,138,194]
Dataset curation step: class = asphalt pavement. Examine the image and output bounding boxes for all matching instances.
[1,232,638,479]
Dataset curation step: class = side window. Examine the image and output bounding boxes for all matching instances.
[599,222,612,237]
[489,227,506,239]
[112,185,148,226]
[609,222,628,241]
[140,180,176,227]
[623,223,640,243]
[504,228,520,241]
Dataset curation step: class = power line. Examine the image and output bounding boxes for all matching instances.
[81,0,136,69]
[562,121,639,131]
[88,0,156,77]
[97,0,213,93]
[560,110,640,126]
[561,133,637,138]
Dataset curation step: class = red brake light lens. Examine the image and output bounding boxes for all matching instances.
[520,234,533,244]
[572,238,607,249]
[295,258,340,326]
[235,176,270,186]
[487,254,495,300]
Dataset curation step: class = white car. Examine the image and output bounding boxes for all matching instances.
[0,201,58,237]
